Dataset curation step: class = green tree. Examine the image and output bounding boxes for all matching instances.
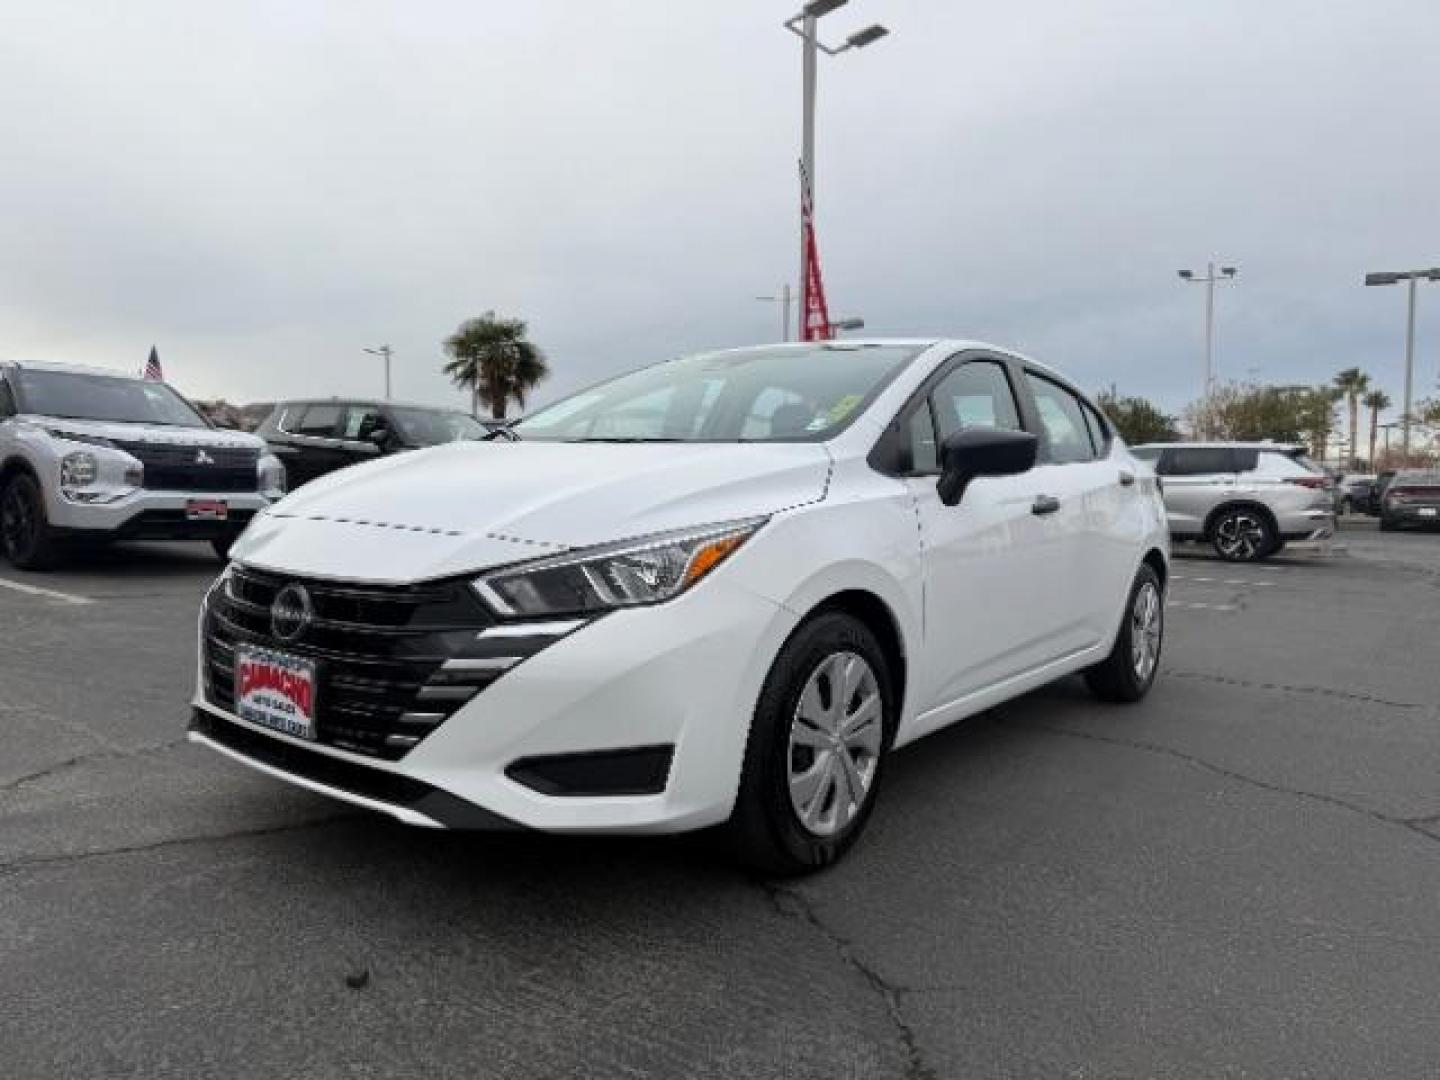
[1094,389,1179,444]
[1182,382,1339,450]
[1363,388,1391,468]
[442,311,550,420]
[1333,367,1370,469]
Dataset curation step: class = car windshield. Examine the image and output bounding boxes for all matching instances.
[512,344,921,443]
[16,369,209,428]
[389,407,489,445]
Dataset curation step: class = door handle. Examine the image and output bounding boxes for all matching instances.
[1031,494,1061,516]
[1118,470,1136,486]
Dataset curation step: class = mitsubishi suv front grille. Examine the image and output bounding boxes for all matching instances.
[112,440,260,493]
[203,565,508,760]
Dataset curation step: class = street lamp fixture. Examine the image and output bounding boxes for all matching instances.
[831,317,865,333]
[1364,266,1440,459]
[363,344,393,400]
[1177,261,1240,436]
[755,286,795,342]
[783,0,889,338]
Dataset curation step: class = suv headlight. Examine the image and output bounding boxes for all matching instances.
[60,451,99,488]
[258,455,287,499]
[473,517,766,618]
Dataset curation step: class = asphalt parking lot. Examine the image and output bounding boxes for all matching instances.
[4,522,1440,1079]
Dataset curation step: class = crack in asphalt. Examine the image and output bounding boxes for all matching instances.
[1166,668,1427,711]
[0,815,353,877]
[761,882,938,1080]
[1025,723,1440,844]
[0,738,188,795]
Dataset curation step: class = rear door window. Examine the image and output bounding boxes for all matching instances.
[1159,448,1236,476]
[295,404,342,438]
[1024,373,1096,464]
[1254,450,1315,477]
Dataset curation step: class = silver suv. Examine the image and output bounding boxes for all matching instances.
[0,361,285,569]
[1130,442,1334,562]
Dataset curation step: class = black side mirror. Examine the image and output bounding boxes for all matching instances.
[936,429,1038,507]
[366,427,392,448]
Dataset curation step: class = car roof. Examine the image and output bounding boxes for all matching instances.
[709,338,1078,385]
[274,398,469,411]
[1132,441,1307,452]
[0,359,147,380]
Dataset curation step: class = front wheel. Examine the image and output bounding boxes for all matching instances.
[727,612,895,876]
[1211,508,1275,562]
[0,473,59,570]
[1085,563,1164,703]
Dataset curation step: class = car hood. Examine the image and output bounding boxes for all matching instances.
[232,440,833,583]
[21,414,266,452]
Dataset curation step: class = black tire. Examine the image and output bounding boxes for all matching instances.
[1085,563,1164,703]
[727,611,896,876]
[211,535,237,561]
[0,473,59,570]
[1379,515,1397,532]
[1209,507,1276,562]
[1267,539,1288,556]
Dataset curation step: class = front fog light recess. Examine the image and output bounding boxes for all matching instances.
[473,517,766,618]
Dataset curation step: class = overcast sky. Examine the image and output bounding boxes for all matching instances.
[2,1,1437,418]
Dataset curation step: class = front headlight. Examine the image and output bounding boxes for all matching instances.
[258,455,287,499]
[60,451,99,488]
[473,517,767,618]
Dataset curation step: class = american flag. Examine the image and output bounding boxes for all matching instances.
[143,346,163,381]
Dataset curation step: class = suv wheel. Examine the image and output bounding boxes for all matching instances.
[728,611,894,875]
[1085,563,1164,703]
[1379,515,1398,532]
[0,473,59,570]
[1210,507,1274,562]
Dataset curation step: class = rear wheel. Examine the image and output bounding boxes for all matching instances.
[728,611,894,876]
[0,473,59,570]
[1085,563,1164,703]
[1379,515,1398,532]
[1210,507,1275,562]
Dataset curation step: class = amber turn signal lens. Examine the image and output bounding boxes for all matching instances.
[682,534,749,589]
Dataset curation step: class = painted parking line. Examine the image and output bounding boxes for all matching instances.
[1167,600,1239,612]
[1172,575,1276,587]
[0,576,94,605]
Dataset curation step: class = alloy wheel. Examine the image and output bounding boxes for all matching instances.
[1130,581,1163,682]
[1214,512,1266,560]
[787,650,883,837]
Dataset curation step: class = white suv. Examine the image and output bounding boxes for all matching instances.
[191,340,1169,872]
[0,361,285,569]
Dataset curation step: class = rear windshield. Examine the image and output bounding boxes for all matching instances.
[16,369,209,428]
[1394,470,1440,486]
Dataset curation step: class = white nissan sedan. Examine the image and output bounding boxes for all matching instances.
[191,341,1168,873]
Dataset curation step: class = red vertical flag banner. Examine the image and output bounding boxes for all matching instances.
[799,161,832,342]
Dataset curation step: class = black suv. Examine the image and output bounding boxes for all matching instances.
[255,400,494,488]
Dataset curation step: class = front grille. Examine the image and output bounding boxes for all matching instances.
[113,440,259,493]
[203,565,498,760]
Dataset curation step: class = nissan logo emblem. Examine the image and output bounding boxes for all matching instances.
[270,583,313,642]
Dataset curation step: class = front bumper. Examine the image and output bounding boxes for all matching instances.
[48,490,274,539]
[191,578,799,834]
[1383,504,1440,524]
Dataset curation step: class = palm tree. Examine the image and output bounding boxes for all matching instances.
[442,312,550,420]
[1363,388,1391,468]
[1332,367,1370,470]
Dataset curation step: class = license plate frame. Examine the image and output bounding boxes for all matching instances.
[1419,507,1437,518]
[234,646,318,741]
[187,499,229,522]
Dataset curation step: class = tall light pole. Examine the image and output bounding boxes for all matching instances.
[1178,262,1238,436]
[363,345,393,400]
[755,285,794,341]
[1364,267,1439,460]
[784,1,888,329]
